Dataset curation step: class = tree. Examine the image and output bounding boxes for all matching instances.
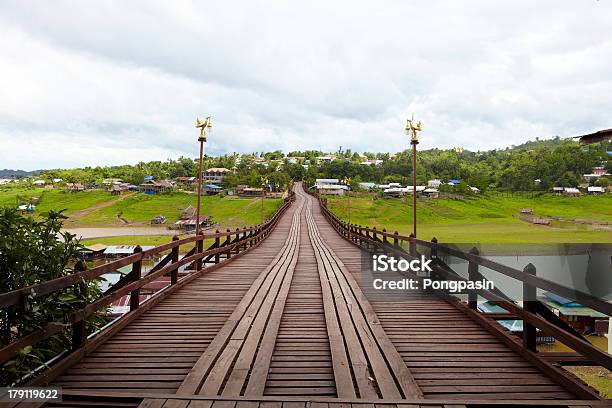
[0,208,106,385]
[595,177,610,188]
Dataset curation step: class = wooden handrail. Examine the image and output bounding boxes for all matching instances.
[0,187,296,368]
[0,191,295,309]
[311,191,612,316]
[309,189,612,371]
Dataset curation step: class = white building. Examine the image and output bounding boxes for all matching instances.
[588,186,605,195]
[360,159,383,166]
[317,184,348,195]
[358,182,376,190]
[427,179,442,188]
[315,178,339,187]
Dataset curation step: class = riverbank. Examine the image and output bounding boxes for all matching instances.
[326,192,612,243]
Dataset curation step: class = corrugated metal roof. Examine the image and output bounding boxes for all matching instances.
[104,245,154,254]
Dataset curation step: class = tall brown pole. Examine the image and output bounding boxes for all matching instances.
[195,140,204,235]
[411,139,418,238]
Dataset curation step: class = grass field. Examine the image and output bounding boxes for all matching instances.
[80,235,177,247]
[76,193,282,227]
[0,187,283,228]
[326,192,612,243]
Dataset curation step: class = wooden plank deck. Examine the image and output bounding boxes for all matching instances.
[39,183,600,407]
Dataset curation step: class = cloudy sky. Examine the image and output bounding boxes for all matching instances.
[1,1,611,170]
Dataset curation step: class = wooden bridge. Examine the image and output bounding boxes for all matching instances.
[1,183,611,407]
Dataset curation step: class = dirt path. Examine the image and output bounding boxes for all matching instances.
[64,226,176,239]
[68,192,136,220]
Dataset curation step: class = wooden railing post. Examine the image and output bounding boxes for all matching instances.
[468,247,479,310]
[130,246,143,312]
[196,232,204,271]
[171,236,179,285]
[242,226,247,251]
[430,237,438,259]
[225,229,232,259]
[215,230,221,263]
[234,228,240,254]
[393,231,399,249]
[72,260,88,350]
[373,227,378,244]
[382,229,388,245]
[408,233,416,257]
[523,263,537,352]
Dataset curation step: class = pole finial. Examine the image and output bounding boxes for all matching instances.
[196,116,212,142]
[405,114,422,144]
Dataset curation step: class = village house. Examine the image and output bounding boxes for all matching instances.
[587,186,605,195]
[563,187,581,197]
[203,168,232,185]
[65,183,85,193]
[377,183,402,190]
[175,176,197,189]
[203,184,224,195]
[427,179,442,188]
[286,156,305,164]
[552,186,564,195]
[316,155,336,164]
[237,186,265,197]
[383,186,426,197]
[108,184,131,195]
[358,182,376,190]
[317,184,348,195]
[102,178,123,186]
[315,178,339,188]
[180,205,196,220]
[592,166,608,176]
[423,188,439,198]
[541,292,608,335]
[138,179,175,194]
[360,159,383,166]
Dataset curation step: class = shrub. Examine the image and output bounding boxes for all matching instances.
[0,208,107,385]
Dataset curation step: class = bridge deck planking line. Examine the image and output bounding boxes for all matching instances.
[303,192,422,400]
[51,200,299,399]
[260,208,336,397]
[166,199,305,408]
[309,194,582,400]
[38,182,599,406]
[224,199,305,396]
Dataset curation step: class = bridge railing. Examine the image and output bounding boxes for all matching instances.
[312,192,612,376]
[0,187,295,384]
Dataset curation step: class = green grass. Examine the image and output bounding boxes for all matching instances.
[326,193,612,243]
[0,187,115,214]
[0,186,46,206]
[77,193,282,227]
[565,366,612,398]
[80,235,176,247]
[0,188,284,229]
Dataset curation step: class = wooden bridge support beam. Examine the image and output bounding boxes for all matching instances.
[71,261,88,351]
[171,236,179,285]
[129,246,143,312]
[523,263,537,352]
[468,247,479,310]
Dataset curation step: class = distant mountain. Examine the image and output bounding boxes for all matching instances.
[0,169,42,178]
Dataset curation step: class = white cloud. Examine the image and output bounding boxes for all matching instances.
[1,0,611,169]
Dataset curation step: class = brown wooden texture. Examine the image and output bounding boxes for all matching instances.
[25,183,605,407]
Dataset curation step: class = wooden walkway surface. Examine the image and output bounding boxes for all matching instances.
[40,184,601,407]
